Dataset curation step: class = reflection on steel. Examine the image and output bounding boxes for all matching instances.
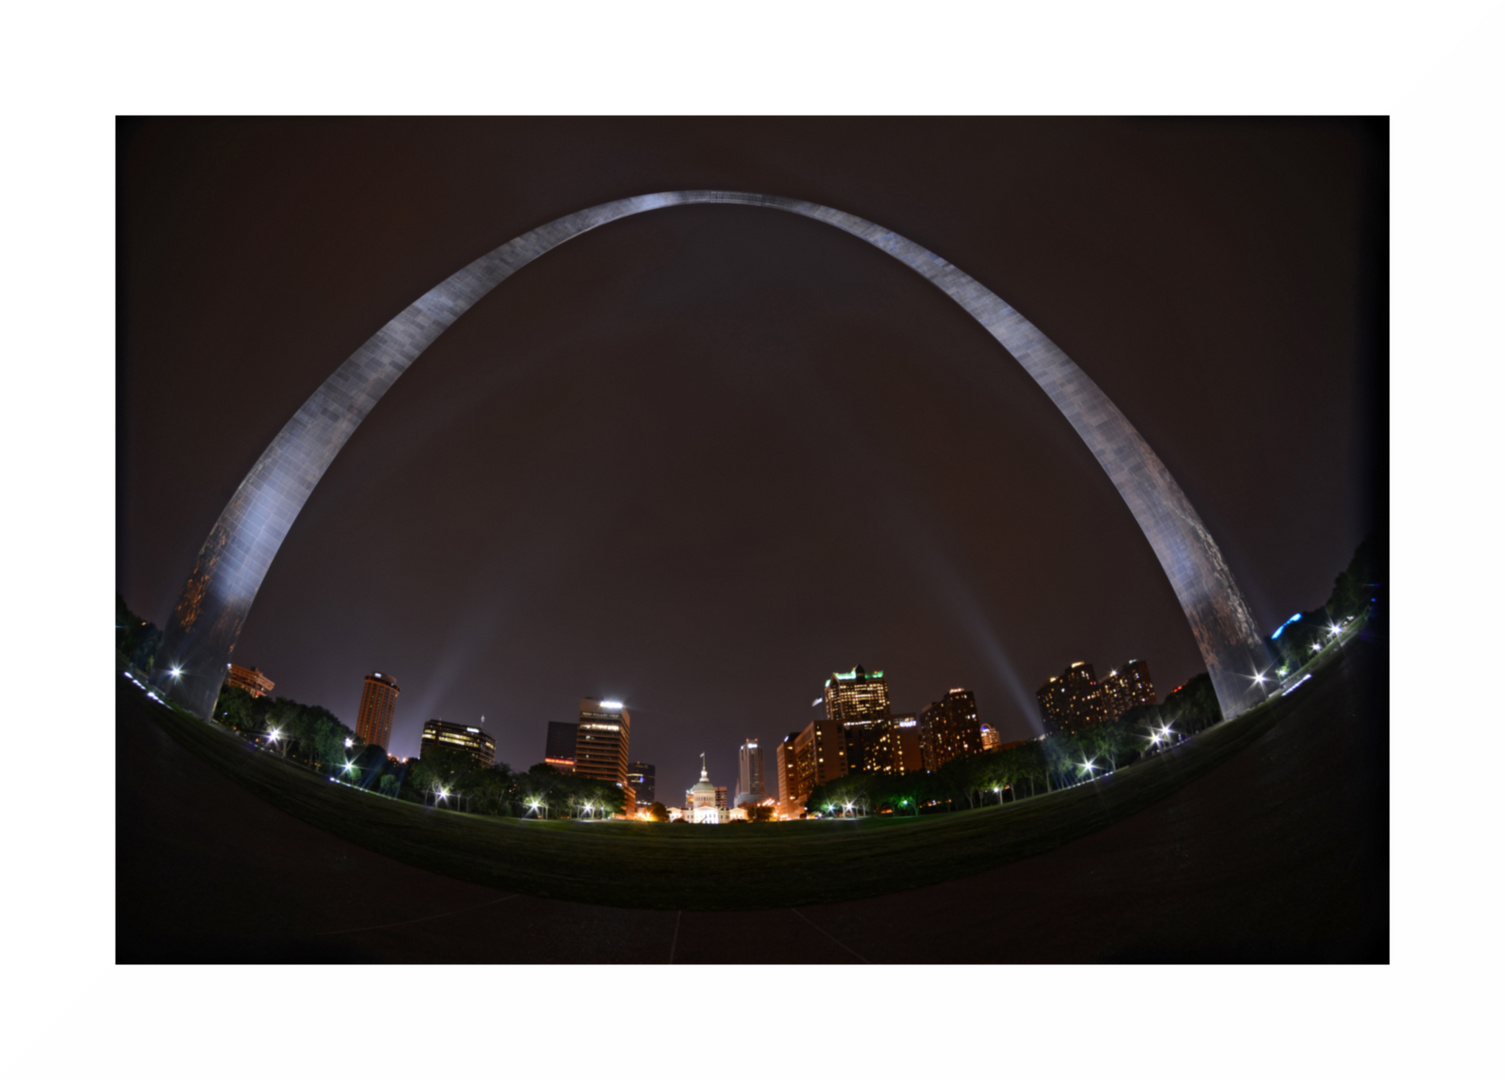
[158,192,1272,722]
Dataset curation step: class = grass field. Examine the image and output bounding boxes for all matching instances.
[120,665,1343,912]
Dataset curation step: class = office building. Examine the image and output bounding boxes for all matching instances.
[545,720,578,772]
[792,718,848,811]
[843,715,906,775]
[627,762,656,807]
[979,723,1001,752]
[736,739,765,806]
[226,663,274,698]
[575,698,632,814]
[825,663,907,776]
[355,671,400,751]
[894,713,924,773]
[824,664,891,725]
[775,732,801,818]
[420,719,495,768]
[919,688,983,772]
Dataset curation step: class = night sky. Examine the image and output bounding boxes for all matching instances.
[117,117,1384,797]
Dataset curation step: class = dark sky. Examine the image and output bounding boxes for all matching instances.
[117,117,1384,796]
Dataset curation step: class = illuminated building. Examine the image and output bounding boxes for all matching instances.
[825,664,890,725]
[1100,660,1157,720]
[627,762,655,807]
[575,698,632,814]
[736,739,765,806]
[919,689,983,772]
[689,755,724,824]
[775,732,801,818]
[894,713,924,772]
[1036,662,1103,735]
[824,664,908,776]
[355,671,400,751]
[420,719,495,768]
[843,717,906,775]
[792,718,847,811]
[1036,659,1155,734]
[545,720,578,772]
[225,663,274,698]
[979,723,1001,752]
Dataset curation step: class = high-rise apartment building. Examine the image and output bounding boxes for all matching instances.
[545,720,578,772]
[355,671,400,751]
[575,698,632,813]
[627,762,656,808]
[420,719,495,768]
[1099,660,1156,721]
[1036,661,1102,734]
[736,739,765,806]
[1036,659,1154,734]
[226,663,274,698]
[919,688,983,772]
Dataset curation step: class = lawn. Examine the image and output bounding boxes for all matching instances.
[120,670,1322,911]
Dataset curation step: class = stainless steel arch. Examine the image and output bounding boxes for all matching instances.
[157,191,1273,723]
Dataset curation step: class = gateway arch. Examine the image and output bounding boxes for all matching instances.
[156,191,1273,724]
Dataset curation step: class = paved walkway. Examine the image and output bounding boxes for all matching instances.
[118,641,1386,963]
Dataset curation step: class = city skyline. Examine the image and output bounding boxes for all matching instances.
[118,117,1382,788]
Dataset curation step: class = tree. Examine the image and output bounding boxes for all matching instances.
[646,802,671,822]
[116,594,163,674]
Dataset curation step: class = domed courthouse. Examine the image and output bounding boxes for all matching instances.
[670,754,732,824]
[690,755,726,824]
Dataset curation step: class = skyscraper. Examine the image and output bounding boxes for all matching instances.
[824,664,891,726]
[355,671,400,751]
[736,739,765,806]
[1036,661,1103,734]
[919,688,983,772]
[826,664,905,775]
[1036,659,1154,734]
[420,719,495,768]
[545,720,578,772]
[894,713,924,772]
[627,762,656,808]
[575,698,631,812]
[776,732,801,818]
[792,718,847,808]
[1100,660,1157,721]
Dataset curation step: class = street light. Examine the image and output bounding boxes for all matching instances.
[168,666,183,680]
[993,786,1004,806]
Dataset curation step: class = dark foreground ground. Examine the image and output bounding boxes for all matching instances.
[118,638,1386,963]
